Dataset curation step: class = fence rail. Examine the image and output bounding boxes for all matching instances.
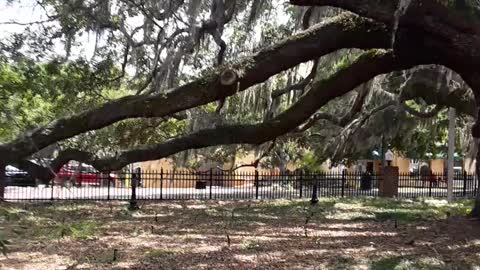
[398,171,479,198]
[4,168,479,201]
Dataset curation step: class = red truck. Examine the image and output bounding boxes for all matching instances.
[55,163,117,187]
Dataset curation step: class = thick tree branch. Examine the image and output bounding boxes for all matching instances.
[0,14,391,163]
[302,7,315,30]
[310,101,398,138]
[290,0,480,35]
[327,100,399,161]
[271,59,319,99]
[355,100,399,130]
[290,0,480,73]
[21,49,424,175]
[337,83,370,125]
[295,83,370,131]
[296,112,340,132]
[400,76,476,117]
[110,43,130,82]
[297,72,474,134]
[401,102,444,118]
[229,141,276,171]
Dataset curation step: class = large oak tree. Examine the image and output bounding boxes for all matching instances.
[1,0,480,215]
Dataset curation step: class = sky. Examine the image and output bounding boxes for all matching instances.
[0,0,293,55]
[0,0,46,35]
[0,0,303,78]
[0,0,99,59]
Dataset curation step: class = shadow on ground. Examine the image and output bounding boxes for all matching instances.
[0,198,479,269]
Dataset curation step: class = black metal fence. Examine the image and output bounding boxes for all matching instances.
[3,168,479,201]
[399,171,479,198]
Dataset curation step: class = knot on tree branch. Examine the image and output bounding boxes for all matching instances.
[216,69,238,113]
[219,69,238,86]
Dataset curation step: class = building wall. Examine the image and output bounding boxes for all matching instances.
[373,160,383,173]
[138,159,175,171]
[392,156,410,173]
[134,153,461,186]
[134,151,300,188]
[464,158,476,174]
[430,159,444,173]
[137,159,196,188]
[349,154,409,174]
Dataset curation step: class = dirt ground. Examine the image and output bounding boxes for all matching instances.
[0,198,479,270]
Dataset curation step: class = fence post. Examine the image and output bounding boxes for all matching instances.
[463,170,467,197]
[0,165,4,201]
[209,168,213,200]
[310,181,319,204]
[50,177,54,201]
[341,169,346,198]
[129,168,139,210]
[476,172,479,196]
[429,180,433,197]
[107,173,111,201]
[299,171,303,199]
[160,168,163,200]
[255,170,259,200]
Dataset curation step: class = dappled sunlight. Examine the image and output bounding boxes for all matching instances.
[0,198,479,269]
[423,199,449,207]
[3,251,75,270]
[328,211,376,220]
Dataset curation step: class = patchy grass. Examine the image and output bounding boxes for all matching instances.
[240,239,265,252]
[371,255,461,270]
[333,197,473,223]
[145,247,183,258]
[59,220,99,240]
[0,198,479,270]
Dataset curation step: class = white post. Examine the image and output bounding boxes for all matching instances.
[447,108,456,203]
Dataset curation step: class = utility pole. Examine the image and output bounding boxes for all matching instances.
[447,108,456,203]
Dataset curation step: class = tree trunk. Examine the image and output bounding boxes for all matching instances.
[472,139,480,217]
[473,193,480,218]
[470,100,480,217]
[447,107,455,203]
[0,164,5,200]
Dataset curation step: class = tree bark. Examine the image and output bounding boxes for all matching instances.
[290,0,480,36]
[447,108,456,203]
[290,0,480,73]
[473,193,480,217]
[0,14,391,163]
[472,138,480,217]
[295,83,371,132]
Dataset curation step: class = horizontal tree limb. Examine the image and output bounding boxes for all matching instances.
[295,83,370,132]
[296,74,476,134]
[271,59,319,99]
[0,13,391,163]
[401,103,443,118]
[17,49,425,179]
